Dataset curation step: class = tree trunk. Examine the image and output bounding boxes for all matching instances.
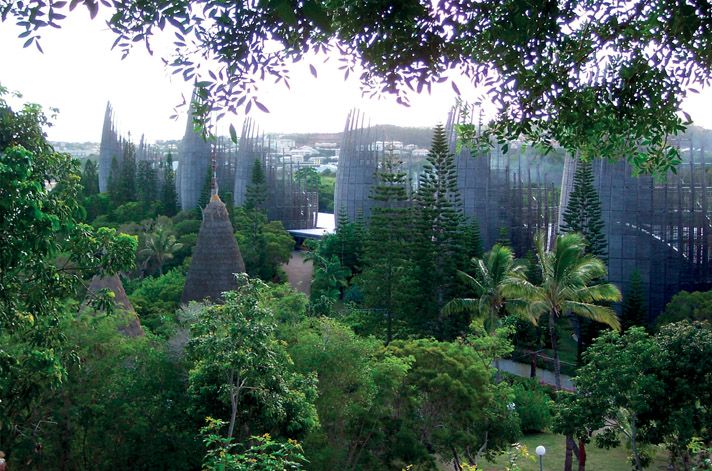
[530,351,537,378]
[451,445,462,471]
[565,435,574,471]
[228,373,243,439]
[630,415,642,471]
[386,309,392,345]
[578,439,587,471]
[550,313,574,471]
[549,313,562,390]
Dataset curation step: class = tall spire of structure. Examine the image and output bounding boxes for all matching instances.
[98,101,121,193]
[179,89,211,211]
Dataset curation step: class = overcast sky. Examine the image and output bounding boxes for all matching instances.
[1,12,711,143]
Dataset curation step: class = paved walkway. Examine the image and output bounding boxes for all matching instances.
[498,358,575,391]
[281,251,313,296]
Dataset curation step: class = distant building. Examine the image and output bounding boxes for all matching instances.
[269,137,296,153]
[372,141,403,151]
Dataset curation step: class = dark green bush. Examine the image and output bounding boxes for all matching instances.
[511,377,553,432]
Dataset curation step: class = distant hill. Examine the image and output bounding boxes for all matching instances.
[280,125,434,149]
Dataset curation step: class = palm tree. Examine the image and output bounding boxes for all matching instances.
[507,232,620,471]
[139,224,183,275]
[506,232,621,390]
[304,251,351,301]
[443,244,526,329]
[442,244,527,374]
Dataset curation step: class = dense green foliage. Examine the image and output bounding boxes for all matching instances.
[80,159,99,196]
[233,207,294,281]
[657,289,712,327]
[621,270,649,332]
[0,88,137,463]
[187,276,318,440]
[510,378,553,433]
[357,155,418,342]
[41,314,199,470]
[245,159,268,212]
[161,154,179,216]
[413,124,464,330]
[285,318,411,469]
[555,323,712,470]
[560,160,607,260]
[3,76,712,470]
[128,269,186,335]
[201,419,307,471]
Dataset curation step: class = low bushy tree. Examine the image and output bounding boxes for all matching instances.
[187,275,318,441]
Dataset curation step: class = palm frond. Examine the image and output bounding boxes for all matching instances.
[442,298,485,318]
[565,301,621,330]
[574,282,622,303]
[456,269,486,295]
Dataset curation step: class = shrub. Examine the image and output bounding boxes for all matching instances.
[511,378,553,432]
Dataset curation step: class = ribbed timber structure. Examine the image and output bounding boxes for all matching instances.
[178,103,212,211]
[334,109,382,223]
[232,119,319,229]
[558,130,712,318]
[443,106,561,253]
[98,102,122,193]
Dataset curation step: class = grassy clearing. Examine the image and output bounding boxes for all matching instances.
[479,432,669,471]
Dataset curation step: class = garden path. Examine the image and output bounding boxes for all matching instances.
[498,359,575,391]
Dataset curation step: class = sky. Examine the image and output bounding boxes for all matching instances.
[1,12,711,143]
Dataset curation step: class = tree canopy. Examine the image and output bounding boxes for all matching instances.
[3,0,710,173]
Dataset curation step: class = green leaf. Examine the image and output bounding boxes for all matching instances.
[229,123,238,144]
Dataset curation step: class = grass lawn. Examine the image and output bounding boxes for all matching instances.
[479,432,670,471]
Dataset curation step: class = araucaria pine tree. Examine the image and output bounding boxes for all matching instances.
[136,160,158,206]
[245,159,268,212]
[197,164,213,210]
[413,124,465,336]
[119,142,137,203]
[319,210,365,275]
[561,160,609,364]
[621,270,648,332]
[463,218,484,260]
[80,159,100,196]
[358,154,417,343]
[107,155,121,202]
[161,153,178,217]
[560,160,607,259]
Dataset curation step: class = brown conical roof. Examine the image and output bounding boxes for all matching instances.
[83,274,144,337]
[181,196,245,303]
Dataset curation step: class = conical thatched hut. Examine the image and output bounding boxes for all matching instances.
[83,274,144,337]
[181,193,246,303]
